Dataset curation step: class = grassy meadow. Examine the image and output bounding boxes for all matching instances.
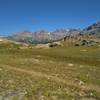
[0,42,100,100]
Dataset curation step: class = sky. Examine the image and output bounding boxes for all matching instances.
[0,0,100,36]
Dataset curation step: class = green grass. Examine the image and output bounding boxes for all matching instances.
[0,43,100,100]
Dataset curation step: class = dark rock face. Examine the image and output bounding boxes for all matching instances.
[80,40,98,46]
[81,40,88,46]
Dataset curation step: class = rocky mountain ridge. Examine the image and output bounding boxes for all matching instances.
[1,21,100,44]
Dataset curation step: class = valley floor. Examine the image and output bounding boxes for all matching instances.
[0,45,100,100]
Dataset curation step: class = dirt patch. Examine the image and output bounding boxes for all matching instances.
[80,49,87,52]
[68,63,74,67]
[35,44,49,49]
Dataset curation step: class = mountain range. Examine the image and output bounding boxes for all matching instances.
[1,22,100,44]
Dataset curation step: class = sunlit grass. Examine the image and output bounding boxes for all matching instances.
[0,43,100,100]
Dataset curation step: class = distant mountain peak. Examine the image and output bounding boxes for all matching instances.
[53,28,69,33]
[81,21,100,36]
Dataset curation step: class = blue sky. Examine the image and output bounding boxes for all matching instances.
[0,0,100,35]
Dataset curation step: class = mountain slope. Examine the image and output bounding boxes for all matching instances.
[81,22,100,37]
